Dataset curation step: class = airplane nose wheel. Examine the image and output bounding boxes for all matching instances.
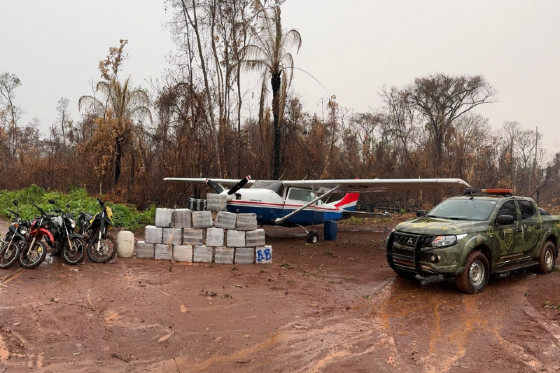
[306,231,319,244]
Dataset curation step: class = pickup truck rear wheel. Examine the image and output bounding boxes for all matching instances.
[537,241,556,274]
[455,251,489,294]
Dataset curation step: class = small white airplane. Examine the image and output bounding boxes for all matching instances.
[164,176,470,242]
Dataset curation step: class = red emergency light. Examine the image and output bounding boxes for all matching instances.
[464,188,514,196]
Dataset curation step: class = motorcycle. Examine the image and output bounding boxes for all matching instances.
[78,197,116,263]
[47,200,85,265]
[18,203,50,269]
[0,200,29,269]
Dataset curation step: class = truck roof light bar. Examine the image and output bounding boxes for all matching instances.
[464,188,514,196]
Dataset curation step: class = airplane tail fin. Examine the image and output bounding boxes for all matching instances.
[333,193,359,211]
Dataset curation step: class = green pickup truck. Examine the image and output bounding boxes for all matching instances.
[386,189,560,293]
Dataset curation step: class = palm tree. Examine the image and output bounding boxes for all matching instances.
[79,77,152,187]
[243,5,301,179]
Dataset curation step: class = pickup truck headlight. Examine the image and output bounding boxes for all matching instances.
[431,235,458,248]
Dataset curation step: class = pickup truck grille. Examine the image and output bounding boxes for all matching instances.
[388,232,437,275]
[392,232,434,248]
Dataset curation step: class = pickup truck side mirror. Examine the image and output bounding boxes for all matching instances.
[416,210,427,217]
[496,214,515,225]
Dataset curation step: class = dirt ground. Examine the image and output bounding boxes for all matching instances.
[2,218,560,373]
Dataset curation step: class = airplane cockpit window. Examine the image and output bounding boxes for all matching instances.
[288,188,318,203]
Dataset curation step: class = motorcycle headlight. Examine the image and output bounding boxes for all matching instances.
[20,229,27,234]
[70,220,76,228]
[431,235,458,248]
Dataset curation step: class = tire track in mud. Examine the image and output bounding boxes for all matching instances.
[374,275,560,372]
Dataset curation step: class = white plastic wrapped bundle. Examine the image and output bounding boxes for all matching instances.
[214,247,234,264]
[136,241,155,259]
[173,209,192,228]
[163,228,182,246]
[193,245,213,263]
[145,225,163,244]
[245,229,266,247]
[214,211,236,230]
[206,193,227,211]
[192,211,213,228]
[206,227,225,247]
[234,247,255,264]
[235,213,258,231]
[155,244,172,260]
[155,208,173,227]
[226,230,246,248]
[183,228,204,245]
[173,245,193,262]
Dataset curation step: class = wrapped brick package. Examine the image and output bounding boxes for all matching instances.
[136,241,155,259]
[214,211,236,230]
[193,245,213,263]
[256,245,273,264]
[174,245,193,262]
[214,247,234,264]
[206,193,227,211]
[206,227,225,247]
[235,247,255,264]
[192,211,214,229]
[145,225,163,244]
[245,229,266,247]
[226,230,246,248]
[155,244,173,260]
[235,213,258,231]
[155,208,173,227]
[183,228,204,246]
[163,227,182,246]
[173,209,192,228]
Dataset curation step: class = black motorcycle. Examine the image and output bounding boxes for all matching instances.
[47,200,85,265]
[78,198,116,263]
[0,200,29,269]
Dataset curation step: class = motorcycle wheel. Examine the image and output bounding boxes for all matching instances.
[19,241,47,269]
[63,237,85,265]
[0,241,22,269]
[87,235,117,263]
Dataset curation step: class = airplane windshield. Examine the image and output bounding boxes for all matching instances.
[427,198,496,221]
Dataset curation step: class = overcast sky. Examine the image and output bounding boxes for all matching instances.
[2,1,560,157]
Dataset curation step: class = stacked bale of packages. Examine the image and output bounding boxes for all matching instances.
[136,194,272,264]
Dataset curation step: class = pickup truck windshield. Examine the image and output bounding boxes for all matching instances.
[427,198,497,221]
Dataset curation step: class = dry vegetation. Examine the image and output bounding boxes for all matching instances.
[0,1,557,211]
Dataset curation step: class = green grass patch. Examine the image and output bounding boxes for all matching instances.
[0,185,155,230]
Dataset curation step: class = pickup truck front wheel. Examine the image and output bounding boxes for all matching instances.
[455,251,489,294]
[537,241,556,274]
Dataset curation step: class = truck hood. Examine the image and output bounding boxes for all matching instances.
[395,217,486,235]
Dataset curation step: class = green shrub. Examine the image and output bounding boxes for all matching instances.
[0,185,154,230]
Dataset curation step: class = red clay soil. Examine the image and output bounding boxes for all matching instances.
[1,220,560,372]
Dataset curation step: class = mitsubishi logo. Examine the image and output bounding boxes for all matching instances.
[407,238,414,244]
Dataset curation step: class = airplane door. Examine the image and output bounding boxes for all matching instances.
[285,187,319,225]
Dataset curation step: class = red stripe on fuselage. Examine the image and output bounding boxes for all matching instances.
[229,200,339,212]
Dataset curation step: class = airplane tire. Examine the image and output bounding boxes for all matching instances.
[306,231,319,244]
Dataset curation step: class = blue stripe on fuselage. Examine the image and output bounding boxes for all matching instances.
[226,204,342,226]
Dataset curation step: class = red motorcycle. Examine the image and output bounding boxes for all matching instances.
[18,203,51,269]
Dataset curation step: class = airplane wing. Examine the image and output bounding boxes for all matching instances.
[282,178,470,192]
[163,177,255,187]
[164,177,470,192]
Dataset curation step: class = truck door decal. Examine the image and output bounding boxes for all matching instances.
[504,228,513,249]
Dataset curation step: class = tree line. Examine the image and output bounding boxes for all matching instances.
[0,0,557,210]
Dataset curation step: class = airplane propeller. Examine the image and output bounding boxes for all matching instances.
[205,178,225,193]
[205,176,251,195]
[227,176,251,195]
